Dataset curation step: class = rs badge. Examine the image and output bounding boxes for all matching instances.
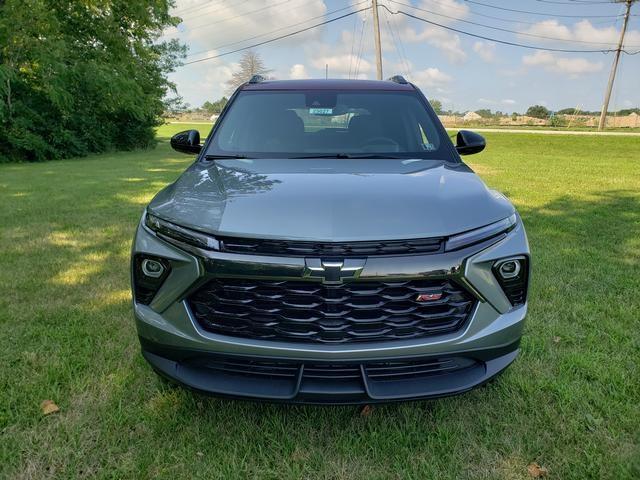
[416,293,443,302]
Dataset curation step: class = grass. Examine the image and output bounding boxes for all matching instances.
[1,123,639,479]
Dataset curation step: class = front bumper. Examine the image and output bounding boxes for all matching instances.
[141,337,520,404]
[132,215,530,403]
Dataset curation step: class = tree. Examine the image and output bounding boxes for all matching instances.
[225,51,273,95]
[557,108,578,115]
[475,109,494,119]
[0,0,185,162]
[526,105,550,119]
[202,97,228,114]
[165,96,190,117]
[429,99,443,114]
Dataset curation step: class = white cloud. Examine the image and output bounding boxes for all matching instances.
[416,0,470,22]
[289,64,308,79]
[169,0,328,53]
[519,19,640,47]
[402,27,466,63]
[522,51,603,76]
[390,0,469,64]
[412,68,452,90]
[473,41,496,62]
[168,55,235,107]
[501,99,517,105]
[311,54,373,77]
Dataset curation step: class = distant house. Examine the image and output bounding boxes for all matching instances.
[210,114,219,122]
[463,111,482,122]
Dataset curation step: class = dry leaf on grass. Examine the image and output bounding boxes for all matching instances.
[553,336,561,344]
[527,462,548,478]
[40,400,60,416]
[360,405,374,417]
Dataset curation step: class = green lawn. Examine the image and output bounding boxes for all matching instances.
[1,124,639,479]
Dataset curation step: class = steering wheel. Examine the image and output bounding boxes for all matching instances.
[360,136,400,152]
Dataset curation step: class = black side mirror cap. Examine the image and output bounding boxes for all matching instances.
[170,130,201,155]
[455,130,486,156]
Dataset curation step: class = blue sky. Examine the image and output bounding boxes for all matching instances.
[165,0,640,113]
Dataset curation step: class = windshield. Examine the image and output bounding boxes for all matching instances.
[205,90,453,160]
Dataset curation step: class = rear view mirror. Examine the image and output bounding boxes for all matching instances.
[171,130,201,155]
[455,130,486,156]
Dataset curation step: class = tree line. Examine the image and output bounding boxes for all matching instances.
[0,0,184,162]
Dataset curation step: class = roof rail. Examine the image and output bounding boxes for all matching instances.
[248,74,266,84]
[387,75,408,85]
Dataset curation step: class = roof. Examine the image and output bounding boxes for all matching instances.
[241,78,416,91]
[463,111,482,120]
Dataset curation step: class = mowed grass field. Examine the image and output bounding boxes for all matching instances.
[1,124,639,479]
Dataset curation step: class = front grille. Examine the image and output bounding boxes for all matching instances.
[188,278,476,344]
[218,237,444,257]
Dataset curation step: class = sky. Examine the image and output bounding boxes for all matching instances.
[164,0,640,113]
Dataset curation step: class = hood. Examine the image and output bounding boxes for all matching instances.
[147,158,515,242]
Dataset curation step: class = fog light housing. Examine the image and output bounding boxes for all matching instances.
[132,255,171,305]
[141,259,165,278]
[497,259,520,279]
[493,256,528,307]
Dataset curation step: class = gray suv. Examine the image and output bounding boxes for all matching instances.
[132,76,530,403]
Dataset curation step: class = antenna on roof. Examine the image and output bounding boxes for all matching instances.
[325,64,328,80]
[387,75,407,85]
[248,75,266,84]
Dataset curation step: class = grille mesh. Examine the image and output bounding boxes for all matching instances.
[188,278,475,344]
[185,356,477,380]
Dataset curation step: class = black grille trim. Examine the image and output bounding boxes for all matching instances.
[184,355,477,381]
[188,278,476,344]
[218,236,444,257]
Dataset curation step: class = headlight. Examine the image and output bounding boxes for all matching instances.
[445,213,517,252]
[144,212,220,250]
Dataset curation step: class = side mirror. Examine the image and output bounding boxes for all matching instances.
[170,130,201,155]
[455,130,486,156]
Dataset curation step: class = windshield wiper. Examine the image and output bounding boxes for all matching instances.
[289,153,405,159]
[204,154,251,160]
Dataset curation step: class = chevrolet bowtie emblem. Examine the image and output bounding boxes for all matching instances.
[304,258,366,284]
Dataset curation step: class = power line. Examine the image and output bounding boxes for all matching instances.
[172,0,294,32]
[354,13,368,78]
[174,0,246,20]
[184,7,371,65]
[348,14,358,79]
[535,0,615,4]
[172,0,228,16]
[384,7,412,79]
[463,0,633,18]
[185,1,368,59]
[421,0,625,25]
[389,0,640,46]
[383,5,629,53]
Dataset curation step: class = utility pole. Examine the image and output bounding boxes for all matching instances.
[598,0,635,131]
[372,0,383,80]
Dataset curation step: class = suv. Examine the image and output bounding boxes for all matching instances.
[132,76,529,403]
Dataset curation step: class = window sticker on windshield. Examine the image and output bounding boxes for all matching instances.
[423,143,437,151]
[309,108,333,115]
